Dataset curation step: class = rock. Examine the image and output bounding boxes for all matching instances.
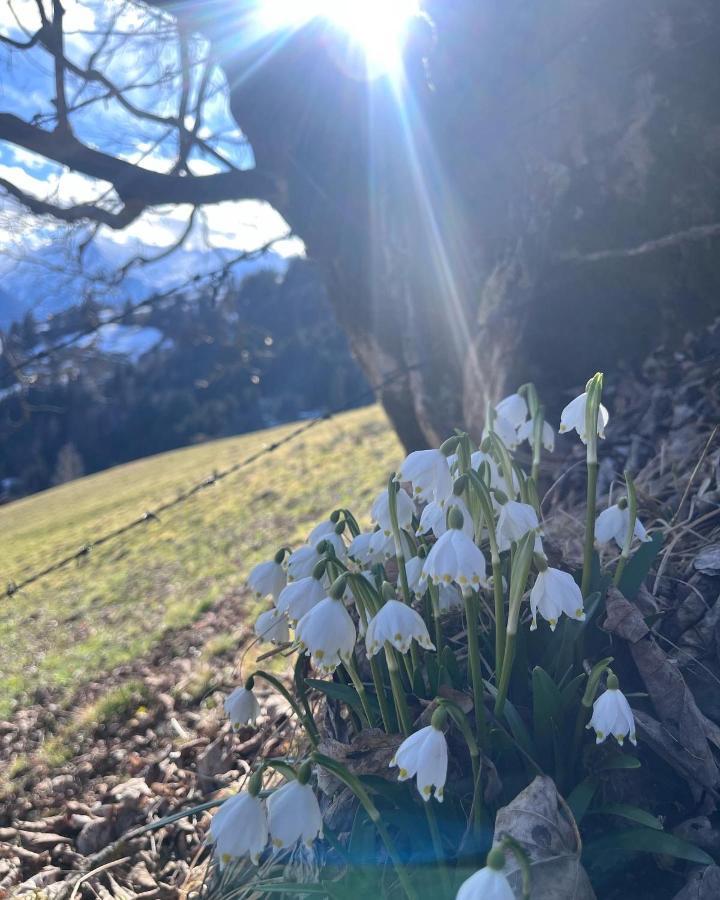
[694,545,720,576]
[672,866,720,899]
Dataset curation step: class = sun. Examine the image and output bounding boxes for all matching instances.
[258,0,420,74]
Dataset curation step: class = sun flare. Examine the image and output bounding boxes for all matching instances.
[258,0,420,73]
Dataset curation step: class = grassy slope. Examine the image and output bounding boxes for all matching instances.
[0,405,400,718]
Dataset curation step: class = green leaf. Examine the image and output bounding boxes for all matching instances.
[584,827,713,868]
[532,666,564,769]
[441,646,461,689]
[426,653,439,695]
[566,777,598,824]
[560,673,586,712]
[306,678,377,719]
[412,667,428,699]
[618,532,663,599]
[597,752,641,770]
[588,803,662,830]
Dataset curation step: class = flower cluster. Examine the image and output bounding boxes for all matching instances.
[207,378,649,897]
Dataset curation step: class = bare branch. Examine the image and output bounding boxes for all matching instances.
[558,222,720,265]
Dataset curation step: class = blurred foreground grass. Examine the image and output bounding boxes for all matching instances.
[0,405,400,718]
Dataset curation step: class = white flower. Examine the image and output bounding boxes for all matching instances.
[405,555,427,595]
[595,504,651,547]
[456,866,515,900]
[371,488,415,535]
[390,724,448,802]
[276,576,326,624]
[530,567,585,631]
[517,417,555,452]
[295,597,356,673]
[254,607,290,644]
[496,392,528,429]
[366,599,435,656]
[417,496,474,540]
[369,527,395,560]
[286,544,321,581]
[267,780,323,849]
[438,583,463,612]
[587,681,637,746]
[348,532,380,567]
[224,686,260,728]
[247,559,286,599]
[307,519,336,545]
[560,391,609,443]
[396,449,453,504]
[496,501,542,552]
[210,791,268,866]
[471,450,519,498]
[422,528,487,589]
[483,413,519,450]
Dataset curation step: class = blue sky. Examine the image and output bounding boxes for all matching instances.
[0,0,302,318]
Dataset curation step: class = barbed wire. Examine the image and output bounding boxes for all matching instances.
[1,231,293,378]
[3,363,421,598]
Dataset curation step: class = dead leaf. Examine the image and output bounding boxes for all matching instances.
[492,775,596,899]
[672,866,720,899]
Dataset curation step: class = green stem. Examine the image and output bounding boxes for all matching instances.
[252,669,319,746]
[344,656,374,728]
[441,699,483,835]
[581,460,599,597]
[428,582,443,657]
[491,556,505,678]
[493,631,516,717]
[463,591,487,745]
[369,654,394,732]
[385,641,411,734]
[424,803,452,897]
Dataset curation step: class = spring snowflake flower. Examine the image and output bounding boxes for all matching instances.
[267,780,323,850]
[390,723,448,802]
[438,583,464,612]
[396,449,453,503]
[417,497,474,540]
[254,607,290,645]
[530,566,585,631]
[286,545,321,581]
[517,417,555,452]
[307,519,337,544]
[210,790,268,866]
[405,554,426,595]
[483,413,519,450]
[496,500,542,552]
[347,532,380,567]
[496,392,528,429]
[295,596,356,673]
[595,503,651,547]
[371,487,415,535]
[422,524,487,589]
[560,390,609,443]
[587,674,637,746]
[366,599,435,656]
[456,856,515,900]
[224,685,260,728]
[471,450,519,498]
[276,576,326,624]
[247,559,286,600]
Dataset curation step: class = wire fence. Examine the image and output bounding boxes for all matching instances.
[3,363,420,598]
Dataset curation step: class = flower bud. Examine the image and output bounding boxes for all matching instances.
[448,506,465,531]
[329,574,348,600]
[248,769,263,797]
[439,435,460,457]
[607,671,619,690]
[492,488,509,506]
[312,559,327,581]
[334,520,346,535]
[430,704,448,731]
[274,548,287,565]
[486,847,506,871]
[382,581,396,602]
[244,674,255,691]
[330,509,341,523]
[453,474,468,496]
[297,760,313,785]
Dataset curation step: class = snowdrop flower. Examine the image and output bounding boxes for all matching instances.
[287,544,321,581]
[595,502,651,548]
[530,564,585,631]
[211,787,268,866]
[366,599,435,656]
[224,683,260,728]
[405,554,427,595]
[348,531,380,567]
[438,583,464,612]
[496,392,528,430]
[267,775,323,850]
[422,509,487,589]
[417,496,474,540]
[517,417,555,452]
[496,500,542,552]
[371,487,415,535]
[560,390,609,443]
[276,576,326,624]
[254,607,290,644]
[390,709,448,802]
[396,449,453,504]
[247,557,286,600]
[456,849,515,900]
[369,527,395,560]
[587,673,637,746]
[295,596,356,673]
